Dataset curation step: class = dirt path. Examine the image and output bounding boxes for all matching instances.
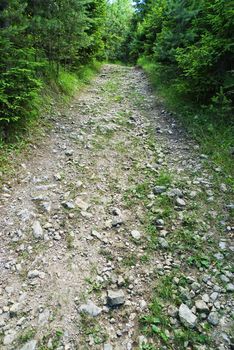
[0,65,233,350]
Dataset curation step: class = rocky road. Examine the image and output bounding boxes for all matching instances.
[0,65,233,350]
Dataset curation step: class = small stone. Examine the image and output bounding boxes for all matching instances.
[3,331,17,345]
[158,237,169,248]
[195,300,209,313]
[208,312,219,326]
[155,219,164,228]
[75,198,89,211]
[19,340,37,350]
[168,305,178,317]
[38,308,50,325]
[226,283,234,292]
[91,230,102,240]
[176,197,186,207]
[214,252,224,260]
[103,344,113,350]
[27,270,40,278]
[179,303,197,328]
[9,303,20,318]
[112,216,123,227]
[32,221,43,239]
[117,276,125,287]
[131,230,141,240]
[79,300,102,317]
[62,201,75,209]
[153,186,167,194]
[107,290,125,307]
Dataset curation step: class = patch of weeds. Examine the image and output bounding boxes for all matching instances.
[99,248,114,261]
[18,328,36,345]
[66,231,74,250]
[85,277,102,294]
[173,328,211,348]
[140,298,170,345]
[155,171,172,186]
[122,254,137,267]
[187,253,211,269]
[38,329,63,350]
[140,254,150,264]
[79,314,107,345]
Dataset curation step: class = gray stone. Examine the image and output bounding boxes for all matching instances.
[19,340,37,350]
[62,201,75,209]
[38,308,50,325]
[75,197,89,211]
[32,220,43,239]
[131,230,141,240]
[3,330,17,345]
[179,303,197,328]
[107,290,125,307]
[176,197,186,207]
[195,300,209,313]
[103,344,113,350]
[168,188,183,197]
[158,237,169,248]
[9,303,20,318]
[27,270,40,278]
[112,216,123,227]
[153,186,167,194]
[208,312,219,326]
[226,283,234,292]
[79,300,102,317]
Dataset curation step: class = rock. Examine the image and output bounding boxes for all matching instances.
[75,198,89,211]
[168,188,183,197]
[107,290,125,307]
[38,308,50,325]
[226,283,234,292]
[32,221,43,239]
[179,303,197,328]
[131,230,141,240]
[176,197,186,207]
[117,276,125,287]
[62,201,75,209]
[27,270,40,278]
[214,252,224,260]
[112,208,122,216]
[79,300,102,317]
[158,237,169,248]
[91,230,102,240]
[195,300,209,313]
[155,219,164,228]
[208,312,219,326]
[3,330,17,345]
[9,303,20,318]
[112,216,123,227]
[19,340,37,350]
[168,305,178,317]
[103,344,113,350]
[153,186,167,194]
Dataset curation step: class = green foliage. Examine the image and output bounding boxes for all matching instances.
[0,0,106,133]
[104,0,133,61]
[129,0,234,112]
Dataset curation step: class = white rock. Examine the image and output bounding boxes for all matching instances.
[32,221,43,239]
[176,197,186,207]
[79,300,102,317]
[75,198,89,211]
[19,340,37,350]
[179,303,197,328]
[131,230,141,240]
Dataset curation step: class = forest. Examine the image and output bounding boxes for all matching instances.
[0,0,233,169]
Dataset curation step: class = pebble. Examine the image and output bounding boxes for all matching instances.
[107,290,125,307]
[208,311,219,326]
[179,303,197,328]
[195,300,209,313]
[79,300,102,317]
[32,220,44,239]
[131,230,141,240]
[176,197,186,207]
[19,340,37,350]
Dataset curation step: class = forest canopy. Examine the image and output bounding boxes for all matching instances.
[0,0,233,136]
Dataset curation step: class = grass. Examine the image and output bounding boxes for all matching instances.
[0,60,102,183]
[138,56,234,182]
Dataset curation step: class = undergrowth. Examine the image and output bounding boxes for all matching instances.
[138,57,234,181]
[0,60,101,183]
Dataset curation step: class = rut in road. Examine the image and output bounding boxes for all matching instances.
[0,65,233,350]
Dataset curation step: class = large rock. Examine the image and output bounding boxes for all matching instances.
[179,303,197,328]
[19,340,37,350]
[107,290,125,307]
[79,300,102,317]
[32,221,43,239]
